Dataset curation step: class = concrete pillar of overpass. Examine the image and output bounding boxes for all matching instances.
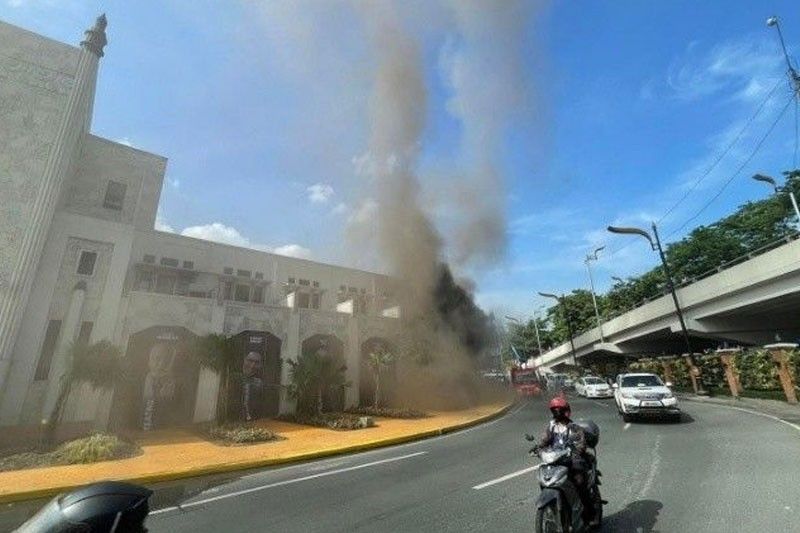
[659,358,674,385]
[764,343,798,405]
[716,348,743,398]
[682,354,700,394]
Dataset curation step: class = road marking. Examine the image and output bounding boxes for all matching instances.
[636,435,661,499]
[472,464,540,490]
[592,400,609,408]
[623,423,631,430]
[150,451,428,515]
[684,399,800,435]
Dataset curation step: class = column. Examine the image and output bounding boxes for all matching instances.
[660,359,674,386]
[764,343,798,404]
[279,311,301,414]
[0,15,108,393]
[683,354,700,394]
[716,348,743,398]
[41,282,87,420]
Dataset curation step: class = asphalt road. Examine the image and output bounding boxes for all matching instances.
[4,395,800,532]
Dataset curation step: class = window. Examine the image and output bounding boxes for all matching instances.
[237,269,251,278]
[255,272,264,280]
[288,277,296,284]
[252,286,264,304]
[311,293,320,310]
[143,254,155,264]
[223,282,233,300]
[103,180,126,210]
[134,269,154,291]
[312,281,319,288]
[34,320,61,381]
[155,273,176,294]
[76,250,97,276]
[339,285,346,292]
[235,284,250,302]
[224,267,234,275]
[299,279,310,286]
[77,321,93,345]
[296,292,310,309]
[160,257,179,268]
[182,260,194,270]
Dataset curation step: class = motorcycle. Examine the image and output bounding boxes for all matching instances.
[528,421,604,532]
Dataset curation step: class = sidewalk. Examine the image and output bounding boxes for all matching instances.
[677,393,800,426]
[0,402,512,503]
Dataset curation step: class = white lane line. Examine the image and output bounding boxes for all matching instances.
[472,465,540,490]
[151,451,427,515]
[592,401,609,408]
[709,403,800,434]
[623,423,631,430]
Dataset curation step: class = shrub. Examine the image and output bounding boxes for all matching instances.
[736,349,780,391]
[54,433,137,465]
[278,412,373,430]
[345,406,427,419]
[207,424,278,445]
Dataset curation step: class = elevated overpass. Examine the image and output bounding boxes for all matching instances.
[535,234,800,370]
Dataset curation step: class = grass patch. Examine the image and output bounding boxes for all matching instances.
[205,424,280,446]
[277,412,374,430]
[345,406,428,419]
[0,433,140,472]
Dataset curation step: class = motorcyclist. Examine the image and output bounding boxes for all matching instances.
[527,395,598,526]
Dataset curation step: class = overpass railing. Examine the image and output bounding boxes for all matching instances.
[568,231,800,338]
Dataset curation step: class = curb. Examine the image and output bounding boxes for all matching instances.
[677,394,800,434]
[0,402,516,504]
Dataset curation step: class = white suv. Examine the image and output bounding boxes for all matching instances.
[613,373,681,422]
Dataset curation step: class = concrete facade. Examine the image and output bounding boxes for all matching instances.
[0,17,399,434]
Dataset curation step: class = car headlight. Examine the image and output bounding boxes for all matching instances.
[662,392,674,399]
[621,392,634,399]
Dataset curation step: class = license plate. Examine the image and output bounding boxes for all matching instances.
[641,401,661,407]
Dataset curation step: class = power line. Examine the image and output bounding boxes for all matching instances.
[656,77,784,226]
[664,93,795,240]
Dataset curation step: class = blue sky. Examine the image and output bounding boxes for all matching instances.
[5,1,800,319]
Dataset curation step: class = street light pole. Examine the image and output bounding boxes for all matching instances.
[531,305,544,356]
[767,16,800,93]
[753,173,800,226]
[607,223,705,394]
[539,292,578,367]
[585,246,606,343]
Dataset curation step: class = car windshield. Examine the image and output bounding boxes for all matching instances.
[585,378,605,385]
[514,373,537,384]
[621,375,664,387]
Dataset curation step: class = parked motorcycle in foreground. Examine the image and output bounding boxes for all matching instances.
[530,420,604,532]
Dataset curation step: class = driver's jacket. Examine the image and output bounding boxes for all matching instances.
[536,419,587,460]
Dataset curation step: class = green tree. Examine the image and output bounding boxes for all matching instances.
[288,350,349,415]
[547,289,603,343]
[193,334,240,423]
[44,340,124,446]
[367,348,394,409]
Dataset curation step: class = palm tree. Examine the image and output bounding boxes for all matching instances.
[44,340,124,446]
[367,348,393,409]
[193,334,239,423]
[288,349,349,415]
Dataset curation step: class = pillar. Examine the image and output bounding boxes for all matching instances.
[716,348,743,398]
[660,359,674,385]
[683,354,700,394]
[42,282,87,420]
[279,311,301,414]
[764,343,798,405]
[0,15,107,394]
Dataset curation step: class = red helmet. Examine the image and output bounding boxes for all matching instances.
[548,396,571,419]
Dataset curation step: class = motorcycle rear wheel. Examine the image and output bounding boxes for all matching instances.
[534,502,567,533]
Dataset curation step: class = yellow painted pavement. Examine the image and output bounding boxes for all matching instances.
[0,402,512,503]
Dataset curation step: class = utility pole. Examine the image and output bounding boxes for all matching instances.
[584,246,606,343]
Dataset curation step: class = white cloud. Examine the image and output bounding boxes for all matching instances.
[116,137,135,147]
[179,222,312,259]
[154,214,175,233]
[273,244,312,259]
[306,183,335,203]
[331,202,348,215]
[7,0,26,7]
[663,36,784,103]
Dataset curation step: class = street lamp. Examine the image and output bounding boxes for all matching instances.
[584,246,606,343]
[538,292,578,367]
[611,276,625,285]
[752,173,800,226]
[607,223,705,394]
[532,304,545,356]
[766,16,800,93]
